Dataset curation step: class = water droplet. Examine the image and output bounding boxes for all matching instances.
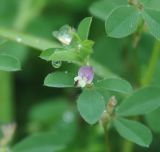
[63,111,74,123]
[53,25,73,45]
[65,71,68,74]
[16,36,22,43]
[51,61,62,68]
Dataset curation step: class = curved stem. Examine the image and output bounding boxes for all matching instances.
[141,40,160,86]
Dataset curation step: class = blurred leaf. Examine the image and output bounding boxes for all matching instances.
[0,54,21,71]
[105,6,142,38]
[145,108,160,133]
[117,87,160,116]
[14,0,47,31]
[28,98,78,146]
[92,36,124,75]
[0,41,28,62]
[95,78,133,94]
[0,28,60,50]
[77,17,92,40]
[44,72,75,88]
[89,0,127,21]
[143,8,160,40]
[0,28,115,78]
[12,132,66,152]
[29,98,68,124]
[89,58,117,78]
[143,0,160,10]
[77,89,105,124]
[113,118,152,147]
[0,37,7,46]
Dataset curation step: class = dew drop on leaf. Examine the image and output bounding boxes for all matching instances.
[51,60,62,68]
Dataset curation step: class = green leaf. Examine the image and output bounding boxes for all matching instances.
[113,118,152,147]
[49,49,81,65]
[39,48,55,61]
[105,6,142,38]
[0,54,21,71]
[28,98,78,144]
[0,27,114,79]
[143,0,160,10]
[44,72,75,88]
[77,89,105,124]
[0,37,7,46]
[145,108,160,133]
[40,48,81,64]
[0,28,61,50]
[95,78,133,94]
[89,0,127,21]
[142,8,160,40]
[12,132,66,152]
[29,98,69,123]
[77,17,92,40]
[117,87,160,116]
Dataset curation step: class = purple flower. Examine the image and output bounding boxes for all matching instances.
[74,66,94,87]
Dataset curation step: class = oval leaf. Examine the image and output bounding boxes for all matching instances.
[0,54,21,71]
[142,8,160,40]
[113,118,152,147]
[143,0,160,10]
[77,17,92,40]
[95,78,133,94]
[12,132,65,152]
[117,87,160,116]
[105,6,142,38]
[77,89,105,124]
[89,0,127,21]
[44,72,75,88]
[145,108,160,133]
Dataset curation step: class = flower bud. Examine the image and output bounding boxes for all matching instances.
[74,66,94,88]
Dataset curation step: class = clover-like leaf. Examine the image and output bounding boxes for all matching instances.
[145,108,160,133]
[142,8,160,40]
[117,87,160,116]
[95,78,133,94]
[105,6,142,38]
[0,54,21,71]
[77,17,92,40]
[44,72,75,88]
[113,118,152,147]
[77,89,105,124]
[12,132,65,152]
[89,0,127,21]
[143,0,160,10]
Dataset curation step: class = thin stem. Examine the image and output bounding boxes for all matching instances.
[122,140,134,152]
[0,72,13,123]
[141,40,160,86]
[103,126,111,152]
[0,27,116,79]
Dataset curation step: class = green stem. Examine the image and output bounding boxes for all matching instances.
[121,140,134,152]
[122,40,160,152]
[103,126,111,152]
[0,27,116,79]
[0,72,13,123]
[141,40,160,86]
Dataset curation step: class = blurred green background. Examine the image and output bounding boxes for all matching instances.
[0,0,160,152]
